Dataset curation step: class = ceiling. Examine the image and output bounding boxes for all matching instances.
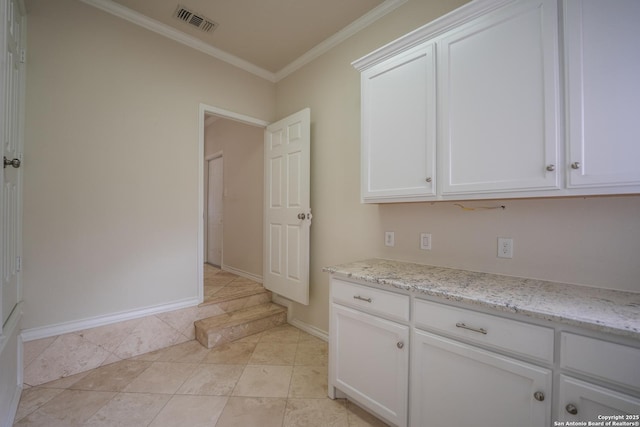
[82,0,406,82]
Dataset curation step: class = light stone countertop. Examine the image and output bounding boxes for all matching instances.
[324,258,640,341]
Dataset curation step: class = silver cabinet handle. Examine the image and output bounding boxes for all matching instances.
[455,322,487,335]
[566,404,578,415]
[546,164,555,172]
[397,341,404,349]
[533,391,545,402]
[353,295,372,303]
[571,162,581,170]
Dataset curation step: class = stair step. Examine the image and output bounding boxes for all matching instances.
[200,286,272,313]
[195,302,287,349]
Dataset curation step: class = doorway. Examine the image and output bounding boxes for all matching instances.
[197,104,269,303]
[197,105,311,305]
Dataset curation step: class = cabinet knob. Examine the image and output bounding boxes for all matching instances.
[565,403,578,415]
[533,391,545,402]
[571,162,581,170]
[397,341,404,349]
[425,177,432,183]
[3,156,21,169]
[546,164,555,172]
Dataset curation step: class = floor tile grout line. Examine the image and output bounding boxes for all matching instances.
[16,320,350,425]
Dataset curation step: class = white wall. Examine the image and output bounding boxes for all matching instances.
[275,0,640,333]
[22,0,275,330]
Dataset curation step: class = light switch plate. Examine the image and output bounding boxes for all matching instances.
[385,231,395,247]
[420,233,432,250]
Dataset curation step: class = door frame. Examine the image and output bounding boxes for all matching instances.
[197,104,269,302]
[204,151,223,267]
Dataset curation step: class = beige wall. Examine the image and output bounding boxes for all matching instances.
[22,0,275,329]
[275,0,640,333]
[204,119,264,277]
[22,0,640,337]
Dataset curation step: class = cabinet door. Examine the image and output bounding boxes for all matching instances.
[361,42,436,202]
[331,303,409,426]
[564,0,640,190]
[410,329,551,427]
[558,375,640,422]
[438,0,560,195]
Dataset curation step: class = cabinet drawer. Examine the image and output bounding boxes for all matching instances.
[331,278,410,322]
[561,333,640,391]
[413,299,554,363]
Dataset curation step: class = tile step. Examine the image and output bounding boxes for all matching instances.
[199,287,273,313]
[194,302,287,349]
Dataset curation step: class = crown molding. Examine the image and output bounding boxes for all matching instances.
[80,0,278,82]
[274,0,408,81]
[81,0,407,83]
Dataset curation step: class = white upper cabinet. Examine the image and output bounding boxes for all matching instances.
[354,0,640,203]
[360,42,436,202]
[438,0,560,195]
[564,0,640,191]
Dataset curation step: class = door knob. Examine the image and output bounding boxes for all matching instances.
[297,213,306,220]
[3,156,20,169]
[565,403,578,415]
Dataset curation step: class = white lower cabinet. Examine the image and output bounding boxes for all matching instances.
[558,376,640,422]
[329,277,640,427]
[410,327,551,427]
[330,303,409,427]
[558,332,640,421]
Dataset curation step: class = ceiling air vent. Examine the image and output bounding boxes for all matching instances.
[173,5,218,33]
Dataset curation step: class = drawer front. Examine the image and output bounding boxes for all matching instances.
[561,332,640,391]
[413,299,554,363]
[331,278,410,322]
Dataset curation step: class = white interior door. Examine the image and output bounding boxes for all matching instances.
[263,108,311,305]
[1,0,24,327]
[207,156,223,267]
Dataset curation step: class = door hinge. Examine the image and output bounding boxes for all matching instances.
[20,49,26,63]
[16,256,21,272]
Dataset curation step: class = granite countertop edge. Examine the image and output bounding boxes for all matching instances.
[324,259,640,341]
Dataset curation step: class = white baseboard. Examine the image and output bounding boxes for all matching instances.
[271,294,328,342]
[289,318,328,342]
[221,264,263,283]
[21,297,200,342]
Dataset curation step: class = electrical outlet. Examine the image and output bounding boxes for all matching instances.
[385,231,395,247]
[497,237,513,259]
[420,233,432,250]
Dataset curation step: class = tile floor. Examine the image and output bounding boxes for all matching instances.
[14,313,388,427]
[202,265,267,306]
